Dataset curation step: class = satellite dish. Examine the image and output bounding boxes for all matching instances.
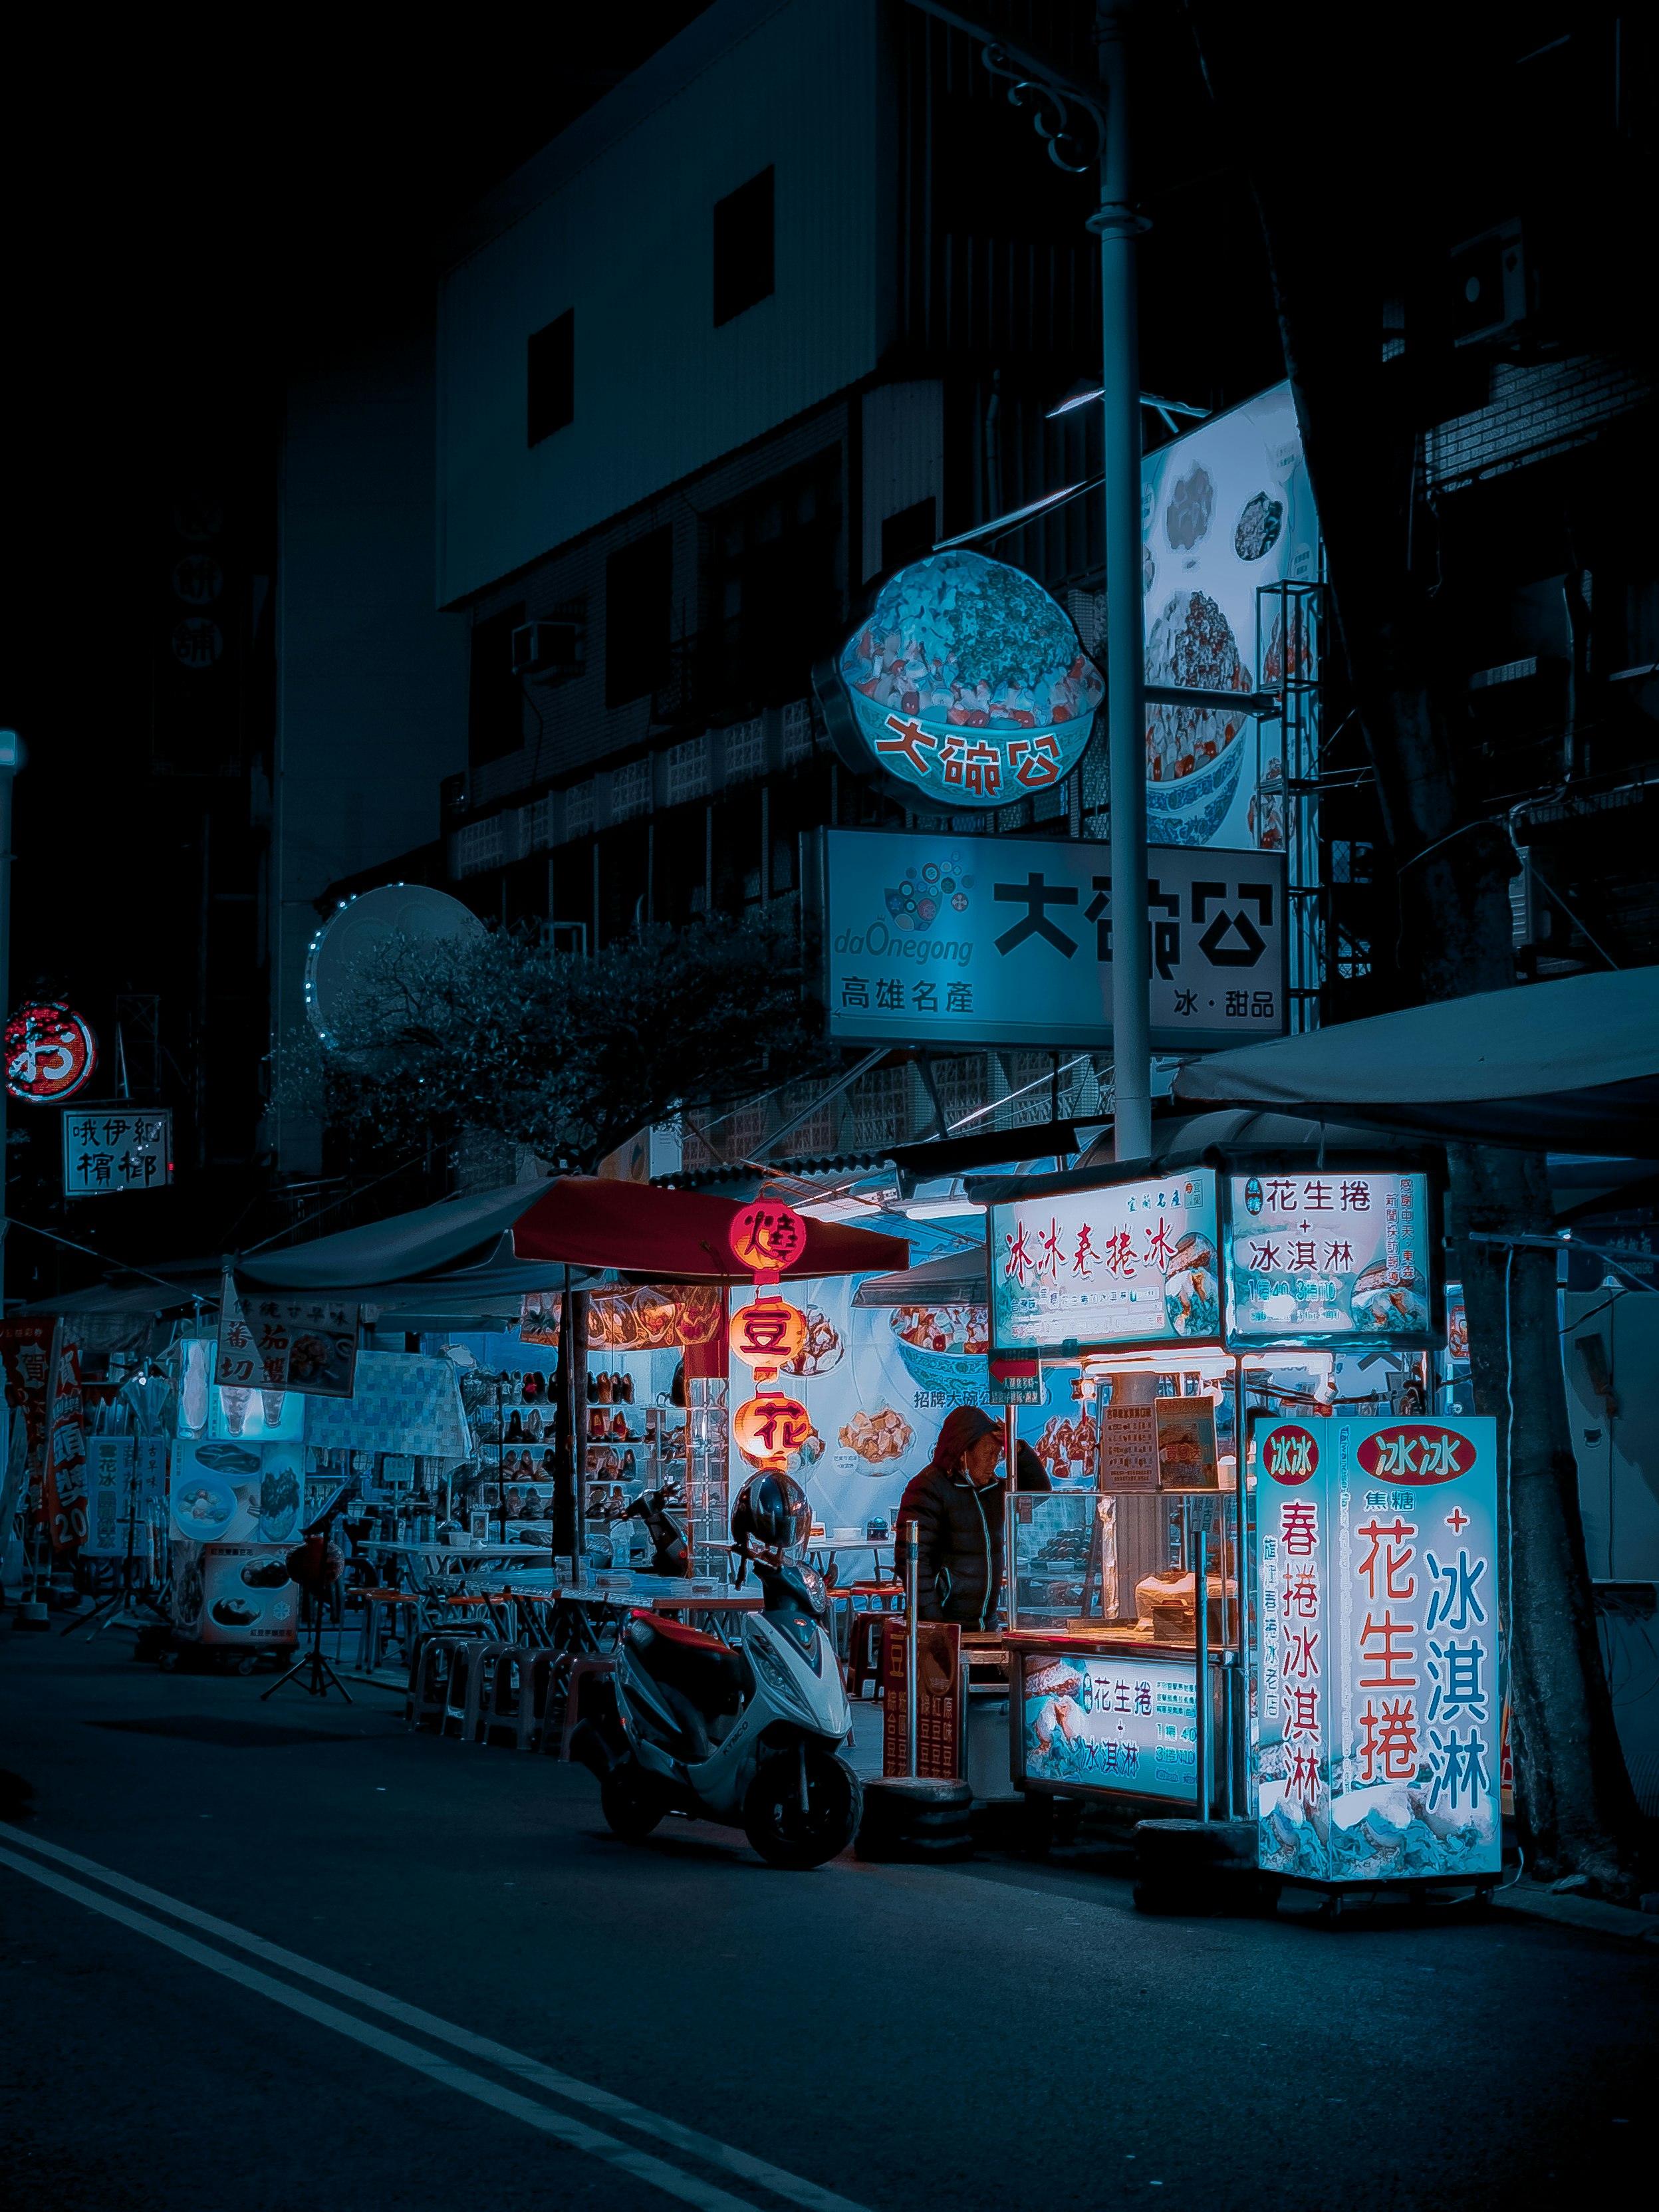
[304,883,485,1056]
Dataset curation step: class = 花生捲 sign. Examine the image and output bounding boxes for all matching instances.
[1223,1167,1437,1348]
[989,1171,1221,1357]
[62,1108,172,1198]
[815,829,1285,1050]
[1253,1412,1501,1884]
[815,549,1102,812]
[1019,1650,1200,1800]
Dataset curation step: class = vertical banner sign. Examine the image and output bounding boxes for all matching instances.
[43,1324,88,1554]
[82,1437,136,1556]
[1255,1413,1500,1883]
[0,1316,57,1461]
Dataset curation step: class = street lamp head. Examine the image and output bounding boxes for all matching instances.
[0,730,25,770]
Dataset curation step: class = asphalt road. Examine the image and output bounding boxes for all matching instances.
[1,1625,1652,2212]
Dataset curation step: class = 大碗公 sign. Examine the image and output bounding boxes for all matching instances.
[815,549,1103,814]
[813,828,1286,1051]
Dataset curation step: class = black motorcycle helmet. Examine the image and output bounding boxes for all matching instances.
[730,1471,811,1560]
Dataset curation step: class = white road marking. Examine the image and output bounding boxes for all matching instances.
[1,1827,872,2212]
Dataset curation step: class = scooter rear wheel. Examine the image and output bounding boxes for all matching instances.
[743,1748,862,1870]
[600,1766,664,1842]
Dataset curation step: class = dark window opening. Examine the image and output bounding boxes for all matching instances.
[706,450,842,711]
[713,168,774,327]
[527,311,574,446]
[606,529,674,709]
[469,602,525,769]
[880,497,937,576]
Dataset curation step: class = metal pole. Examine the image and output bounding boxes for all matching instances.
[0,731,20,1311]
[902,1516,919,1778]
[1092,6,1152,1163]
[1192,1524,1210,1822]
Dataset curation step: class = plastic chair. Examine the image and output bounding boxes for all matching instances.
[444,1639,515,1742]
[555,1654,617,1761]
[480,1646,531,1747]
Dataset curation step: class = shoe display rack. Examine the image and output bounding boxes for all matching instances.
[583,1354,688,1571]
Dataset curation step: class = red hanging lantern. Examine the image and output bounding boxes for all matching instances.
[727,1200,807,1281]
[732,1390,815,1474]
[728,1294,809,1384]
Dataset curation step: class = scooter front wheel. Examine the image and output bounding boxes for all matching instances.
[743,1747,862,1870]
[600,1765,664,1842]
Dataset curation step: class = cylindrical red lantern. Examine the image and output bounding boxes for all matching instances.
[727,1201,807,1280]
[728,1294,808,1384]
[732,1391,815,1473]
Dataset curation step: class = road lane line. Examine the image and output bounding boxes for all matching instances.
[0,1824,872,2212]
[1,1844,773,2212]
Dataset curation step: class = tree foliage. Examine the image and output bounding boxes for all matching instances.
[320,910,836,1172]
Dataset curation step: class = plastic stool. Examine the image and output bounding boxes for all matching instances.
[444,1640,511,1742]
[555,1654,617,1761]
[517,1649,561,1753]
[356,1588,420,1671]
[847,1610,904,1699]
[405,1630,476,1731]
[480,1646,531,1747]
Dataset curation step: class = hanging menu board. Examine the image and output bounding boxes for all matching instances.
[1223,1167,1438,1348]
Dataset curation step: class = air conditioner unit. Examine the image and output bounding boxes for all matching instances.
[1450,219,1525,348]
[512,616,585,681]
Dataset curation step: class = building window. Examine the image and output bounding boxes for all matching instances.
[610,757,651,822]
[605,529,674,708]
[563,781,594,842]
[880,497,936,575]
[527,311,574,446]
[723,716,767,785]
[666,735,709,806]
[713,168,774,328]
[469,602,525,769]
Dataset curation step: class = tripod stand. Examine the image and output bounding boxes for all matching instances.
[261,1511,351,1703]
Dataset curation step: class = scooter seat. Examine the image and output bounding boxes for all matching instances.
[625,1611,750,1717]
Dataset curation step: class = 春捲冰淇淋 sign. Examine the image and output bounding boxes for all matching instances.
[1253,1412,1501,1886]
[989,1171,1221,1358]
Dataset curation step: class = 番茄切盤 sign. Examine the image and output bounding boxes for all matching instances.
[814,829,1285,1051]
[62,1109,173,1198]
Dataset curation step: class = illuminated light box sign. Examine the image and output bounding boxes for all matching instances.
[1253,1412,1501,1885]
[814,549,1103,812]
[989,1171,1221,1357]
[7,1001,98,1104]
[63,1108,173,1198]
[1020,1650,1199,1802]
[1223,1167,1437,1349]
[815,828,1286,1052]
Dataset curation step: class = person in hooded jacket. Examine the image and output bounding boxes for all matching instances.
[896,1405,1050,1631]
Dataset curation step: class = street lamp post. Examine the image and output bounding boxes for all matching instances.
[908,3,1152,1160]
[0,727,23,1306]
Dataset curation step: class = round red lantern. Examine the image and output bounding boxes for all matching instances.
[728,1294,809,1384]
[727,1200,807,1280]
[5,1001,98,1105]
[732,1391,815,1473]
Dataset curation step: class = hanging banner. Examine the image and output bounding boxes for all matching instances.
[42,1324,88,1554]
[1140,380,1319,850]
[0,1315,57,1461]
[1253,1412,1501,1884]
[82,1437,136,1556]
[216,1276,358,1398]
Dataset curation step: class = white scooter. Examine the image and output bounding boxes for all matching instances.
[571,1548,862,1869]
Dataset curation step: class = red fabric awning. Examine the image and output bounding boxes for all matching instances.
[511,1177,909,1282]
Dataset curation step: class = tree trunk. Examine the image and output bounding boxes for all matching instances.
[1184,8,1641,1890]
[1448,1145,1642,1890]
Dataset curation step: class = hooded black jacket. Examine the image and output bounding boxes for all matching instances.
[897,1447,1050,1628]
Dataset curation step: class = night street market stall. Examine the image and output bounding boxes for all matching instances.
[971,1127,1506,1896]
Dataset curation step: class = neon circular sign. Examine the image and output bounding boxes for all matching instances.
[6,1002,99,1104]
[815,549,1103,810]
